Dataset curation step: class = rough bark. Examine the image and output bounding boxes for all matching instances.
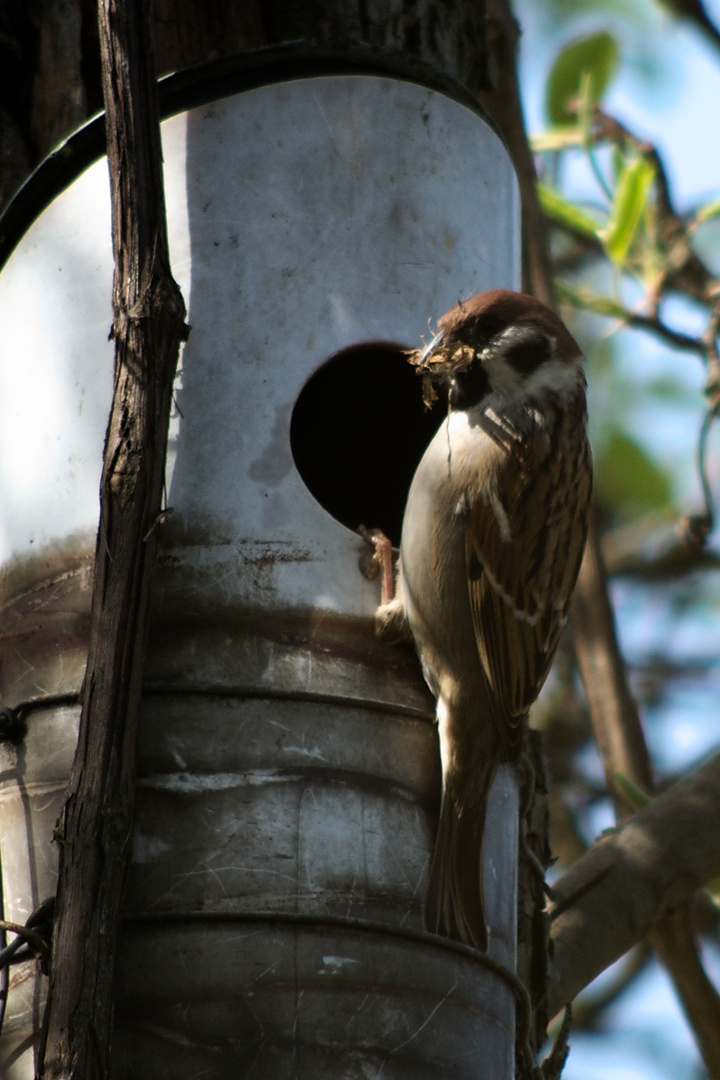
[0,0,491,216]
[37,0,187,1076]
[152,0,489,90]
[30,0,87,154]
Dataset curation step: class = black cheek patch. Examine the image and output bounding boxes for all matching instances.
[449,365,491,409]
[504,327,552,375]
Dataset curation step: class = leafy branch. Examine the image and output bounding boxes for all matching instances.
[533,39,720,544]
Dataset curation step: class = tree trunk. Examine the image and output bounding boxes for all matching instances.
[37,0,186,1075]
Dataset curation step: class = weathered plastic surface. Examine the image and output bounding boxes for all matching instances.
[113,920,516,1079]
[0,76,520,1078]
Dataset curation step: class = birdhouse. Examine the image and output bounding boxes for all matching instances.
[0,68,520,1078]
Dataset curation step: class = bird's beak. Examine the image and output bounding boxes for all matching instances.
[418,330,444,366]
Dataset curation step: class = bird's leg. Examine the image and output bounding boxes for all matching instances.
[358,526,411,642]
[357,525,395,606]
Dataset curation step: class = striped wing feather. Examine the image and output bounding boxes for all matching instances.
[465,410,590,761]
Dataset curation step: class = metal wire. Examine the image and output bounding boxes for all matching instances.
[0,910,54,1042]
[0,935,25,970]
[0,694,81,741]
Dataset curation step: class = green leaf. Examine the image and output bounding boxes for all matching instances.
[614,772,651,809]
[537,183,605,239]
[545,32,620,125]
[603,157,655,266]
[531,129,585,152]
[611,144,625,182]
[595,427,672,517]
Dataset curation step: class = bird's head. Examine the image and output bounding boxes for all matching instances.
[409,289,585,410]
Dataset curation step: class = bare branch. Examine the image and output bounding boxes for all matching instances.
[569,945,651,1029]
[658,0,720,55]
[571,518,654,814]
[555,283,706,354]
[548,751,720,1016]
[651,899,720,1078]
[603,514,720,579]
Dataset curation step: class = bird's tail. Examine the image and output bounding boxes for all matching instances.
[423,756,498,951]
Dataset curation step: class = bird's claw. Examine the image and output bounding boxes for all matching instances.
[358,525,396,606]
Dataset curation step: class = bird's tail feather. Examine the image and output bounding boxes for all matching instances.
[424,757,498,951]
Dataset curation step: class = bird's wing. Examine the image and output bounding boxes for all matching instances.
[465,405,591,760]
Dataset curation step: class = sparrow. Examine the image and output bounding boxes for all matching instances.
[375,289,592,950]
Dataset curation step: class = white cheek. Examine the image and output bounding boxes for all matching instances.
[524,357,583,396]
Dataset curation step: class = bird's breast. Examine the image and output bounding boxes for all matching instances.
[398,410,501,691]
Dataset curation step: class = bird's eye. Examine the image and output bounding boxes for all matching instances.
[474,314,505,339]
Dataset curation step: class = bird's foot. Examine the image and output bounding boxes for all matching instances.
[358,525,396,607]
[358,526,410,641]
[374,595,411,643]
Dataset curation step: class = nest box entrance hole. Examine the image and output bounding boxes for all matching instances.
[290,344,444,545]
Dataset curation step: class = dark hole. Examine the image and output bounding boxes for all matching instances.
[290,344,444,545]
